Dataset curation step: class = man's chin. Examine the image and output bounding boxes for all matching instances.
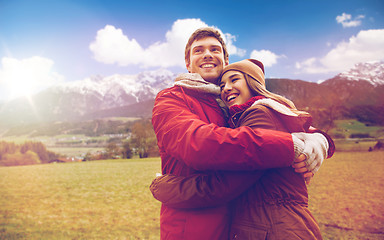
[201,73,220,84]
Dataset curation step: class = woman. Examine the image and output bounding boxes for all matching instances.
[150,59,325,239]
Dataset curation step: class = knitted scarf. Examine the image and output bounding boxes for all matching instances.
[229,96,265,116]
[174,73,221,95]
[174,73,229,119]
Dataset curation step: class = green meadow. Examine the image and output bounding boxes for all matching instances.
[308,151,384,240]
[1,152,384,239]
[0,159,162,240]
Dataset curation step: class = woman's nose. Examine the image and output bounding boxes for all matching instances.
[223,83,232,92]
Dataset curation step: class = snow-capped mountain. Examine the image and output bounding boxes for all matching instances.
[0,69,177,126]
[0,62,382,128]
[53,68,175,108]
[44,68,176,116]
[334,61,384,86]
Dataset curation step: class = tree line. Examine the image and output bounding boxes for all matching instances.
[84,119,159,161]
[0,119,159,166]
[0,141,59,167]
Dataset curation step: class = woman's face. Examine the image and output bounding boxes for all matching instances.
[219,70,254,107]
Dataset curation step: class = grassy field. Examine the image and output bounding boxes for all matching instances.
[333,139,381,152]
[329,119,384,139]
[308,151,384,240]
[1,152,384,239]
[0,159,162,239]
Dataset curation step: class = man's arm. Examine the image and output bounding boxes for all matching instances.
[152,88,294,171]
[238,104,333,176]
[150,171,264,209]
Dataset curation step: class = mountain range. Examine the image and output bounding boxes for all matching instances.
[0,61,383,129]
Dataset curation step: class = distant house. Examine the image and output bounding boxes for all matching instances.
[49,157,81,163]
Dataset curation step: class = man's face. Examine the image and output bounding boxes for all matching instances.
[186,37,229,83]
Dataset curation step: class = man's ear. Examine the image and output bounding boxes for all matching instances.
[225,57,229,66]
[186,62,192,73]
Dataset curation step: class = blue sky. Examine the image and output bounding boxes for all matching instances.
[0,0,383,101]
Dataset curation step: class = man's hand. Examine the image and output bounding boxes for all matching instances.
[291,132,329,174]
[292,153,314,184]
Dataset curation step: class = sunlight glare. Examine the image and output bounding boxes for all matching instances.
[0,56,64,100]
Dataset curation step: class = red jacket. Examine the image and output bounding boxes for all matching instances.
[152,80,296,239]
[151,99,334,239]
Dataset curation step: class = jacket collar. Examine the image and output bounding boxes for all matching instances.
[229,97,304,128]
[229,97,300,118]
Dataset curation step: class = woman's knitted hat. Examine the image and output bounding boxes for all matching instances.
[220,59,265,86]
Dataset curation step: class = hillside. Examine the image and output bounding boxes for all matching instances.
[0,61,383,133]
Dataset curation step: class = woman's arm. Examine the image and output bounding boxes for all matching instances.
[150,171,264,209]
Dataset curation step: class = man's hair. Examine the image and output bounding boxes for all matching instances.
[184,27,229,66]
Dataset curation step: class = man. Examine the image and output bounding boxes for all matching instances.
[151,27,334,239]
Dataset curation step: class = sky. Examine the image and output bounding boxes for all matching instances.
[0,0,383,101]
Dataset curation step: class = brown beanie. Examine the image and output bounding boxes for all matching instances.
[220,59,265,86]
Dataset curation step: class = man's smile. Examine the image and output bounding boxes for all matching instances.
[200,63,216,69]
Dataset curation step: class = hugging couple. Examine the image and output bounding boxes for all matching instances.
[150,27,334,240]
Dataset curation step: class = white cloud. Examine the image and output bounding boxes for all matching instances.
[224,33,246,57]
[250,49,284,67]
[89,19,245,68]
[89,25,144,65]
[0,56,64,100]
[336,13,365,28]
[295,29,384,74]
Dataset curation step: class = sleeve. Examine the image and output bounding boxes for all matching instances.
[148,105,283,209]
[150,171,264,209]
[152,89,294,171]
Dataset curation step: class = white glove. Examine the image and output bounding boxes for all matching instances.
[291,132,329,174]
[291,134,305,160]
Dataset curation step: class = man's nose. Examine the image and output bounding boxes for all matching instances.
[203,49,213,58]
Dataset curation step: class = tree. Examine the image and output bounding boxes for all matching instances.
[0,150,40,166]
[83,151,93,161]
[130,120,157,158]
[20,141,50,163]
[0,141,58,166]
[105,142,120,159]
[308,92,341,132]
[122,141,133,159]
[0,141,17,159]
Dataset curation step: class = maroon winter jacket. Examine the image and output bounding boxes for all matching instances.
[152,81,296,239]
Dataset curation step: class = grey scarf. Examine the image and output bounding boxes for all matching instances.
[174,73,229,119]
